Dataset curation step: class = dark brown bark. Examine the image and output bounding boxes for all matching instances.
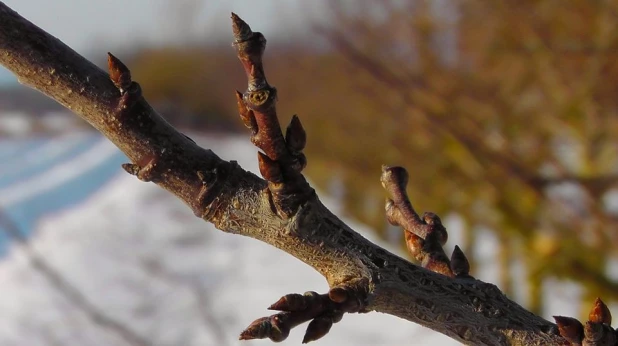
[0,2,598,345]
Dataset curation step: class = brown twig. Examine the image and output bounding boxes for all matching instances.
[232,13,313,218]
[380,165,471,278]
[231,13,373,342]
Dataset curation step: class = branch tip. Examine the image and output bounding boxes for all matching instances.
[239,315,289,342]
[553,316,584,343]
[450,245,470,277]
[121,163,139,176]
[380,165,409,195]
[589,297,612,325]
[107,52,132,92]
[285,115,306,153]
[239,316,268,340]
[231,12,313,219]
[231,12,253,43]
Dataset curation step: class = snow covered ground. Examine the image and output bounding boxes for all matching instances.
[0,134,459,345]
[0,133,127,253]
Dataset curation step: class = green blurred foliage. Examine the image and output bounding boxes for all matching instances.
[127,0,618,316]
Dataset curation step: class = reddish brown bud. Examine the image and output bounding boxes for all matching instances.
[239,316,270,340]
[404,230,424,262]
[285,115,306,153]
[589,298,612,325]
[236,90,258,133]
[121,163,140,176]
[450,245,470,277]
[231,12,253,42]
[268,293,308,311]
[258,152,283,183]
[239,314,290,342]
[107,52,132,92]
[553,316,584,344]
[303,316,333,344]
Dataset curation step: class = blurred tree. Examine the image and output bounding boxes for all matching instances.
[128,47,245,131]
[302,0,618,315]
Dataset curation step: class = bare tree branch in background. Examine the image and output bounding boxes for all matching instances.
[0,2,616,345]
[140,257,230,346]
[0,209,150,346]
[313,0,618,315]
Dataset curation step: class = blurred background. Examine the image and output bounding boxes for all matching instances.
[2,0,618,345]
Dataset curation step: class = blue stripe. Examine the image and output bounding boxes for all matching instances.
[0,138,49,162]
[0,135,129,254]
[0,135,99,188]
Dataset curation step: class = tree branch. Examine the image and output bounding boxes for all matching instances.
[0,3,597,345]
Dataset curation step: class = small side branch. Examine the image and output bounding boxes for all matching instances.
[232,13,313,218]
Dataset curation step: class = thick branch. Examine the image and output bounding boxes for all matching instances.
[0,3,569,345]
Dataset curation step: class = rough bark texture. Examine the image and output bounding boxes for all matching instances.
[0,3,573,345]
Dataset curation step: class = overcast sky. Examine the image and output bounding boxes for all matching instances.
[0,0,329,85]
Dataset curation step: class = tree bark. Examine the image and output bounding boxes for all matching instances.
[0,3,571,345]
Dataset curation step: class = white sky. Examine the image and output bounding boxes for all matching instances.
[0,0,330,85]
